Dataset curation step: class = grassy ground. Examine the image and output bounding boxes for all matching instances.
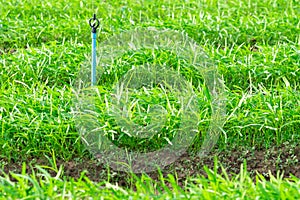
[0,0,300,199]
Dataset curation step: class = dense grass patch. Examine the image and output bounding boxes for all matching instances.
[1,161,300,199]
[0,0,299,198]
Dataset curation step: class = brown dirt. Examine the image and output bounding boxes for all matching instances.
[1,144,299,186]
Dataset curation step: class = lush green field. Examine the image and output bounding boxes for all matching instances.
[0,0,300,199]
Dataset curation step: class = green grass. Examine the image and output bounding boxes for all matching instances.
[1,161,300,199]
[0,0,300,198]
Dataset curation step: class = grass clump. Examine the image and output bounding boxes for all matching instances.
[1,161,300,199]
[0,0,299,198]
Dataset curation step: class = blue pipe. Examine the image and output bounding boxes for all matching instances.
[91,31,97,86]
[89,14,100,87]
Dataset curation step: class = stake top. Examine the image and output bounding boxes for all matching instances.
[89,14,100,33]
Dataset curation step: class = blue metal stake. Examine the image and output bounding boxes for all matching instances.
[91,31,97,86]
[89,14,100,86]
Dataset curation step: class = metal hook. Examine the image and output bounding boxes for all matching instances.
[89,14,100,33]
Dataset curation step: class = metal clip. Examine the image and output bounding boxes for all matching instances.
[89,14,100,33]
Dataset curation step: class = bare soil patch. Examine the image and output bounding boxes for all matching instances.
[1,144,299,186]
